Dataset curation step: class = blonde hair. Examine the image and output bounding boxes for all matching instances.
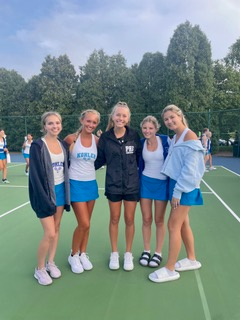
[77,109,101,133]
[161,104,188,127]
[140,115,160,131]
[106,102,131,131]
[69,109,101,152]
[41,111,62,133]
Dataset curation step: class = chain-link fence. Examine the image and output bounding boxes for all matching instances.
[0,109,239,155]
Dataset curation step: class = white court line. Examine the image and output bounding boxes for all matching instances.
[7,163,25,168]
[201,179,240,223]
[219,165,240,177]
[0,201,30,218]
[195,270,212,320]
[0,185,28,188]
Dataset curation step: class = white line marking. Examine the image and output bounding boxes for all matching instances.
[202,179,240,223]
[220,165,240,177]
[0,201,30,218]
[7,163,25,168]
[0,185,28,188]
[195,270,212,320]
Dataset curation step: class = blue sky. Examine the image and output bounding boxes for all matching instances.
[1,0,240,80]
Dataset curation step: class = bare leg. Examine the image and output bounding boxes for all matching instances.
[108,200,122,252]
[140,198,153,251]
[124,200,137,252]
[154,200,167,253]
[165,205,191,271]
[48,206,64,262]
[71,201,95,255]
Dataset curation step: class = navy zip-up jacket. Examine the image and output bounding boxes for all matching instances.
[95,126,142,195]
[29,138,70,218]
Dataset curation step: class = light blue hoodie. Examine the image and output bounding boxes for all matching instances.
[161,139,205,199]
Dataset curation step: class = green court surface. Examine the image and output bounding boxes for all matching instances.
[0,163,240,320]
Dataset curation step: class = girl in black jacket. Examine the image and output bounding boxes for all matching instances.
[95,102,141,271]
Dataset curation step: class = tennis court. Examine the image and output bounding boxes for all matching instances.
[0,155,240,320]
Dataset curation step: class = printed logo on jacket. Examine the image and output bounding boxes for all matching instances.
[125,146,134,154]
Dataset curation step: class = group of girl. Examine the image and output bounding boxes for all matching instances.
[29,102,205,286]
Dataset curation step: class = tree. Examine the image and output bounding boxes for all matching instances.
[212,60,240,142]
[164,21,214,133]
[27,54,78,116]
[135,52,166,114]
[78,49,142,121]
[0,68,27,116]
[225,38,240,71]
[0,68,28,150]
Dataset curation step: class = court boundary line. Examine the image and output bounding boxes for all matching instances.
[7,163,25,168]
[0,185,28,188]
[195,270,212,320]
[202,179,240,223]
[0,201,30,219]
[220,165,240,177]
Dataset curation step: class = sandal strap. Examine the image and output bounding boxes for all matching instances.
[139,252,151,262]
[149,254,162,265]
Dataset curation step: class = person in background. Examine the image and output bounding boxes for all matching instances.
[0,129,10,184]
[138,116,170,268]
[95,102,142,271]
[29,111,70,286]
[64,109,100,274]
[205,131,216,170]
[201,127,210,172]
[22,133,33,176]
[149,104,205,283]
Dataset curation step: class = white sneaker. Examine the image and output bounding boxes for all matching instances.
[123,252,134,271]
[46,261,61,278]
[68,253,84,274]
[109,252,120,270]
[2,179,10,184]
[209,166,216,170]
[79,253,93,271]
[34,267,53,286]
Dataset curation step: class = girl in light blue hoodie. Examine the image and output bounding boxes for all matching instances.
[149,104,205,283]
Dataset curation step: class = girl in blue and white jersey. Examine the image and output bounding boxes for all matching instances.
[64,109,100,274]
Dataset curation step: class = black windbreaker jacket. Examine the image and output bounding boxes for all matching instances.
[95,126,142,195]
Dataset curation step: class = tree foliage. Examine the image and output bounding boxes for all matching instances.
[165,21,213,112]
[77,49,141,118]
[0,21,240,150]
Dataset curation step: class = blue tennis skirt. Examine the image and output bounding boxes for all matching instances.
[70,179,99,202]
[0,153,6,160]
[23,153,30,159]
[55,182,65,207]
[169,179,203,206]
[140,175,169,201]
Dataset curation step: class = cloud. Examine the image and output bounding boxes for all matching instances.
[1,0,240,79]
